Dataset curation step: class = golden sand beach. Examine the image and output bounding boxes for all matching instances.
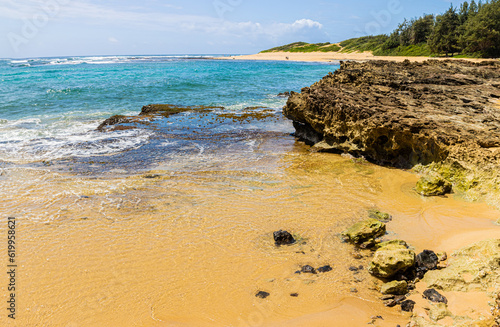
[216,51,498,63]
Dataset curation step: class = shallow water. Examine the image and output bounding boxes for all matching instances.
[0,57,499,326]
[1,127,498,326]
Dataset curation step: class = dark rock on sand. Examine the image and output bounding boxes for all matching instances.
[317,265,333,273]
[300,265,317,274]
[290,293,299,297]
[423,288,448,304]
[380,295,395,301]
[273,230,296,246]
[400,299,416,312]
[255,291,270,299]
[384,295,407,307]
[415,250,439,271]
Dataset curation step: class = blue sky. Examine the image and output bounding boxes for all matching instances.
[1,0,465,58]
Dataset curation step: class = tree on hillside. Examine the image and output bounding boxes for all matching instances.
[428,6,460,56]
[462,0,500,57]
[469,0,479,14]
[410,14,434,44]
[459,2,470,24]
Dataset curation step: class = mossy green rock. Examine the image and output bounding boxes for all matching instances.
[374,239,408,250]
[428,303,452,322]
[380,280,408,295]
[341,218,386,244]
[415,174,452,196]
[368,243,416,278]
[368,209,392,222]
[423,239,500,292]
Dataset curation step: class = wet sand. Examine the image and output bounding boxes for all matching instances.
[216,51,499,63]
[1,129,499,326]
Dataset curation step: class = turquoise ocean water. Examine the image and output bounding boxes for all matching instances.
[0,56,338,171]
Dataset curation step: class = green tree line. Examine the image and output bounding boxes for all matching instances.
[381,0,500,57]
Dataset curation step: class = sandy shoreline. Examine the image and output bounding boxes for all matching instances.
[215,51,499,63]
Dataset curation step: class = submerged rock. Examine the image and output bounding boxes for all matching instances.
[273,230,296,246]
[341,218,386,245]
[380,280,408,295]
[369,243,415,278]
[423,289,448,304]
[139,104,222,116]
[368,209,392,222]
[415,175,452,196]
[97,115,135,131]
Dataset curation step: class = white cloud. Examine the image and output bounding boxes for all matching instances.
[0,0,323,39]
[108,37,119,43]
[291,19,323,29]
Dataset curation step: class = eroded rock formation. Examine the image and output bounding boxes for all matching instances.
[283,59,500,201]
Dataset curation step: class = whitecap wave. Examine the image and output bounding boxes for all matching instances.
[0,116,152,163]
[8,55,217,67]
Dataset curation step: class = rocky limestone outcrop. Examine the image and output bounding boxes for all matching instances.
[423,239,500,293]
[283,60,500,202]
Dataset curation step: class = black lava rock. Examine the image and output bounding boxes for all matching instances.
[273,230,296,246]
[301,265,317,274]
[400,300,416,312]
[255,291,270,299]
[416,250,438,270]
[423,288,448,304]
[317,265,333,273]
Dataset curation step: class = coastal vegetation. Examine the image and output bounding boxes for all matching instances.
[343,0,500,57]
[260,42,341,53]
[264,0,500,58]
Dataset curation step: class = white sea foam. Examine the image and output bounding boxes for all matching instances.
[8,55,216,67]
[0,116,152,163]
